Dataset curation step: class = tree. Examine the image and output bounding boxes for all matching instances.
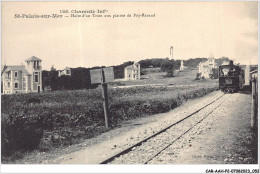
[51,65,56,71]
[49,69,58,90]
[161,59,174,77]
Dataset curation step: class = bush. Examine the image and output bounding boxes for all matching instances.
[165,70,174,77]
[1,85,217,161]
[195,73,202,80]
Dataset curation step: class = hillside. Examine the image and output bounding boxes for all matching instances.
[41,57,229,91]
[183,57,230,68]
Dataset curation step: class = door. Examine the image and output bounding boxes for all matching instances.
[37,86,40,93]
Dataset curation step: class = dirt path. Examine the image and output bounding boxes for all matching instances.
[56,92,256,164]
[149,93,257,164]
[16,91,255,164]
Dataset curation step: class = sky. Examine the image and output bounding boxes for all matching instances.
[2,1,258,70]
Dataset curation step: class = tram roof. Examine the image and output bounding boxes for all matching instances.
[219,64,239,68]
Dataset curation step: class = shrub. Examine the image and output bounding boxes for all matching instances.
[1,85,217,161]
[195,73,202,80]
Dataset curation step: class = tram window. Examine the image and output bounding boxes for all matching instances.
[228,68,234,76]
[220,68,229,76]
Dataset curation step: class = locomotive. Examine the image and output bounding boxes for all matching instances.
[219,60,245,93]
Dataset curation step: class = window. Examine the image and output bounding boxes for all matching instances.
[66,70,70,74]
[14,82,18,89]
[34,61,40,69]
[7,72,10,79]
[35,72,39,83]
[14,72,18,78]
[7,82,10,88]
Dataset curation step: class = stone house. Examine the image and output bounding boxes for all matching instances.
[2,56,43,94]
[124,62,141,80]
[58,67,71,77]
[198,56,217,78]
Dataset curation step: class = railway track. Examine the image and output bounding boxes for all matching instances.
[100,93,230,164]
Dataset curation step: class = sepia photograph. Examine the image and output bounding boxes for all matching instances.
[1,1,259,173]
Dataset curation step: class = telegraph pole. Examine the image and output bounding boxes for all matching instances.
[90,67,114,128]
[100,69,109,128]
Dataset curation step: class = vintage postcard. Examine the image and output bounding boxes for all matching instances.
[1,1,259,174]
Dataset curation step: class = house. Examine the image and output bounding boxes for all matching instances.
[198,54,217,78]
[124,62,141,80]
[2,56,43,94]
[250,70,258,80]
[58,67,71,77]
[239,65,258,86]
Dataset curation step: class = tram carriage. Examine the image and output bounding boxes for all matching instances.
[219,61,245,93]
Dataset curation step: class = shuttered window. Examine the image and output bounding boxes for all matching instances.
[14,72,18,78]
[34,72,39,83]
[14,82,18,88]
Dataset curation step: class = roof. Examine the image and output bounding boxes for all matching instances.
[58,67,71,71]
[125,65,139,70]
[1,65,8,76]
[25,56,42,62]
[4,65,30,75]
[219,64,239,69]
[125,66,135,70]
[125,62,139,70]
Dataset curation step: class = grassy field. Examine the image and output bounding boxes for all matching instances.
[112,69,202,86]
[1,68,219,163]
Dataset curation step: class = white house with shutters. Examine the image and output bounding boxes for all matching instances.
[124,62,141,80]
[198,53,217,78]
[2,56,43,94]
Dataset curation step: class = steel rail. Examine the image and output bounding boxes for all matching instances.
[99,93,225,164]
